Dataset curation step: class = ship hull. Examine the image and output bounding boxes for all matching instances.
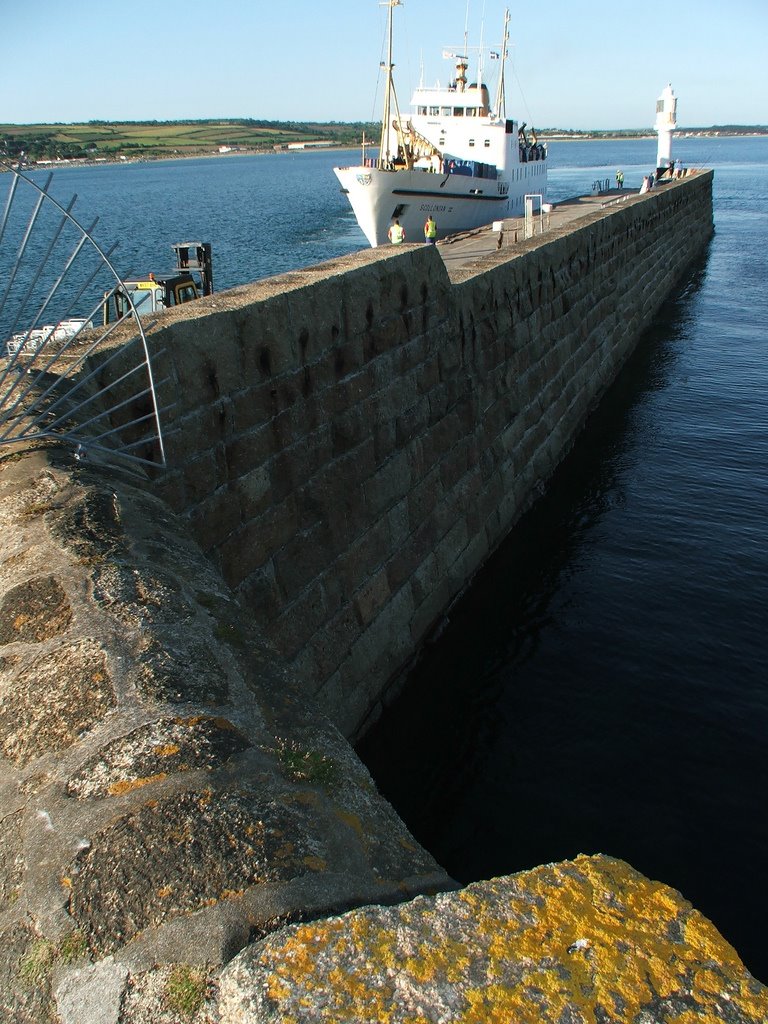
[334,165,520,248]
[335,160,548,247]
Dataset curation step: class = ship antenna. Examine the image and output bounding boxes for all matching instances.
[379,0,403,167]
[477,0,486,89]
[494,8,510,120]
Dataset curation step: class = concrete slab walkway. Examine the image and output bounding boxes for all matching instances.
[436,186,641,278]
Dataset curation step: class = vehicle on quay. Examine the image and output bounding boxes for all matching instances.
[102,241,213,324]
[5,242,213,356]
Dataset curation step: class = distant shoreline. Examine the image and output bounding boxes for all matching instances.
[545,131,768,141]
[2,130,765,173]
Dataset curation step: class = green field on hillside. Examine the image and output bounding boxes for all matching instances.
[0,120,376,162]
[2,119,765,165]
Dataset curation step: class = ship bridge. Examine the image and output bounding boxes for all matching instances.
[412,83,491,119]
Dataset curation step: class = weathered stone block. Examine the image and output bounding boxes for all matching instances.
[344,583,415,694]
[0,575,72,645]
[308,602,363,680]
[409,574,455,645]
[68,790,316,954]
[364,450,413,518]
[236,559,282,623]
[163,316,245,408]
[187,485,243,553]
[267,576,341,659]
[0,640,114,765]
[273,520,335,602]
[218,853,767,1024]
[223,422,275,482]
[352,568,392,629]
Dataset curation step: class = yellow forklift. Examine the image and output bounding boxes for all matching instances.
[103,242,213,324]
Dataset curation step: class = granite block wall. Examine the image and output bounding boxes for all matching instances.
[143,172,713,738]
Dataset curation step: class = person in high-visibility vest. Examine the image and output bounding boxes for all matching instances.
[388,219,405,244]
[424,215,437,244]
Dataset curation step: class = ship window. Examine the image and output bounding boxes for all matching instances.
[418,106,427,115]
[441,106,451,115]
[466,108,476,116]
[453,107,464,116]
[469,139,475,147]
[484,139,490,147]
[430,106,439,115]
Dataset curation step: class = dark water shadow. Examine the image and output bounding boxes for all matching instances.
[357,247,768,984]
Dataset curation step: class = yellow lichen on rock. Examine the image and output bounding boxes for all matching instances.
[334,808,367,841]
[217,854,768,1024]
[107,773,168,796]
[154,743,181,757]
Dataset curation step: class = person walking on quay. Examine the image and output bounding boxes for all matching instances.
[388,219,405,244]
[424,215,438,244]
[616,169,624,189]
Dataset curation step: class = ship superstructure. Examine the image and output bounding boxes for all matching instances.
[334,4,547,247]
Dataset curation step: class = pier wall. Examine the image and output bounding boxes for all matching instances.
[5,171,760,1024]
[148,172,714,738]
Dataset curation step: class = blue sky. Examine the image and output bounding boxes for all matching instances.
[2,0,766,129]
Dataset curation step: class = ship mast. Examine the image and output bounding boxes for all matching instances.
[379,0,403,167]
[494,8,510,120]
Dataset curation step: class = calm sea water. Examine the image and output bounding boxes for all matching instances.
[360,135,768,984]
[3,138,767,980]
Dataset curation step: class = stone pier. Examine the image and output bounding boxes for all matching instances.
[3,170,763,1022]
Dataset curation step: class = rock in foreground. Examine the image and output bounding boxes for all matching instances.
[219,853,767,1023]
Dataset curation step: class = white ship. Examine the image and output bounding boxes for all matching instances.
[334,3,547,247]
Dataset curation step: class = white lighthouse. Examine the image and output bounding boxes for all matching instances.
[655,83,677,176]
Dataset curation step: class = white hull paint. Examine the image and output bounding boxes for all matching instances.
[335,158,547,248]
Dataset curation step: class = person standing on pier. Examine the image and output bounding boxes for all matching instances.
[424,215,438,244]
[388,219,405,244]
[616,169,624,189]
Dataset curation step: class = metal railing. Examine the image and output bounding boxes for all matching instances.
[0,159,168,468]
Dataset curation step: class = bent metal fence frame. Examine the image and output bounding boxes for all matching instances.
[0,158,167,468]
